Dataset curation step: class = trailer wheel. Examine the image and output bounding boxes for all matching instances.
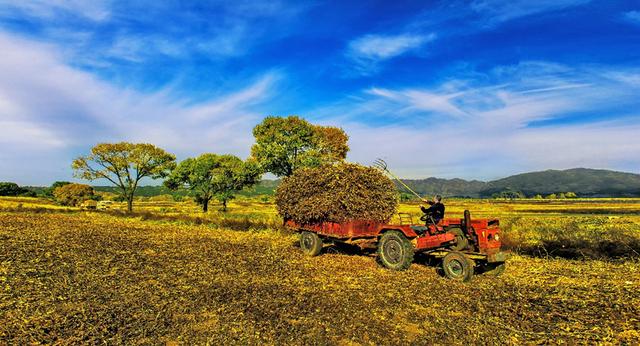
[442,251,474,282]
[482,262,506,276]
[300,231,322,257]
[448,227,469,251]
[377,231,414,271]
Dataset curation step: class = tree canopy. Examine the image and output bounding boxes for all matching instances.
[72,142,176,212]
[165,154,260,212]
[0,182,30,197]
[43,181,72,197]
[251,116,349,177]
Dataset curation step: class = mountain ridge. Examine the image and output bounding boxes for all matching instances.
[402,168,640,198]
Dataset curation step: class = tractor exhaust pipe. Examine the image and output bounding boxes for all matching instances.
[463,210,471,233]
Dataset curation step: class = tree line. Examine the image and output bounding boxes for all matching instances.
[70,116,349,212]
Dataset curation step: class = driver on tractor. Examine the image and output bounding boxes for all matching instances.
[420,195,445,225]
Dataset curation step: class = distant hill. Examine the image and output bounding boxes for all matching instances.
[398,178,487,198]
[398,168,640,198]
[250,168,640,198]
[481,168,640,197]
[25,168,638,198]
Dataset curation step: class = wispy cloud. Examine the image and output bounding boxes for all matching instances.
[471,0,592,25]
[309,61,640,179]
[343,0,592,76]
[623,11,640,25]
[345,33,435,75]
[0,32,280,184]
[0,1,309,67]
[366,87,468,118]
[348,34,433,60]
[0,0,111,22]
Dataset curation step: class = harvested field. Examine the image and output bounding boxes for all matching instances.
[1,211,639,344]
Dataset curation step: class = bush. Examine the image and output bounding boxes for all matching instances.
[112,194,127,202]
[53,183,97,207]
[275,163,398,224]
[492,189,525,199]
[19,190,37,198]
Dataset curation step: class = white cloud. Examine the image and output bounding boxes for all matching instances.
[348,34,432,60]
[0,32,280,184]
[346,33,435,75]
[367,87,468,119]
[624,11,640,25]
[0,0,111,21]
[309,61,640,179]
[471,0,591,24]
[0,1,310,66]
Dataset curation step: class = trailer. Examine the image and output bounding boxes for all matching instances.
[286,210,508,282]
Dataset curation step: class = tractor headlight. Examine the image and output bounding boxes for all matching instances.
[494,234,500,241]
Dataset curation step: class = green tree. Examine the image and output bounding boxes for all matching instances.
[313,125,350,163]
[399,192,413,202]
[165,154,260,212]
[533,194,543,199]
[53,183,97,206]
[0,182,29,196]
[565,192,578,198]
[43,181,72,197]
[251,116,349,177]
[72,142,176,212]
[545,193,557,199]
[492,189,525,200]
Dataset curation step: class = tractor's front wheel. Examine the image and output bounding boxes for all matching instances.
[442,251,474,282]
[377,231,414,271]
[300,231,322,257]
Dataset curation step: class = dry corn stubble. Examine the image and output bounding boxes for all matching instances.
[275,163,398,224]
[1,211,639,344]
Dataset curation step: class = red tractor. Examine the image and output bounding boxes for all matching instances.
[286,210,507,282]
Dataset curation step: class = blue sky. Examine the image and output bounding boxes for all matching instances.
[1,0,640,185]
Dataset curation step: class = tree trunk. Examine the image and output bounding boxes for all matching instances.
[202,199,209,212]
[127,196,133,212]
[222,199,227,212]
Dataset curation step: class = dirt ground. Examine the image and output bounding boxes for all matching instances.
[1,211,638,345]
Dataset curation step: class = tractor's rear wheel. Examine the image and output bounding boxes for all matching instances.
[300,231,322,257]
[442,251,474,282]
[377,231,414,271]
[448,227,470,251]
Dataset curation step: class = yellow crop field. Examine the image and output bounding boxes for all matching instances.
[1,197,639,344]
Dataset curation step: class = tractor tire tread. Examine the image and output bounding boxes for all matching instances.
[377,230,414,271]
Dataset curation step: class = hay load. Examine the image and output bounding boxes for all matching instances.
[275,163,398,224]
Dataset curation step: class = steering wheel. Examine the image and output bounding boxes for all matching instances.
[419,213,431,222]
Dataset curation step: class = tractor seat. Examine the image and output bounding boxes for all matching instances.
[410,225,430,234]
